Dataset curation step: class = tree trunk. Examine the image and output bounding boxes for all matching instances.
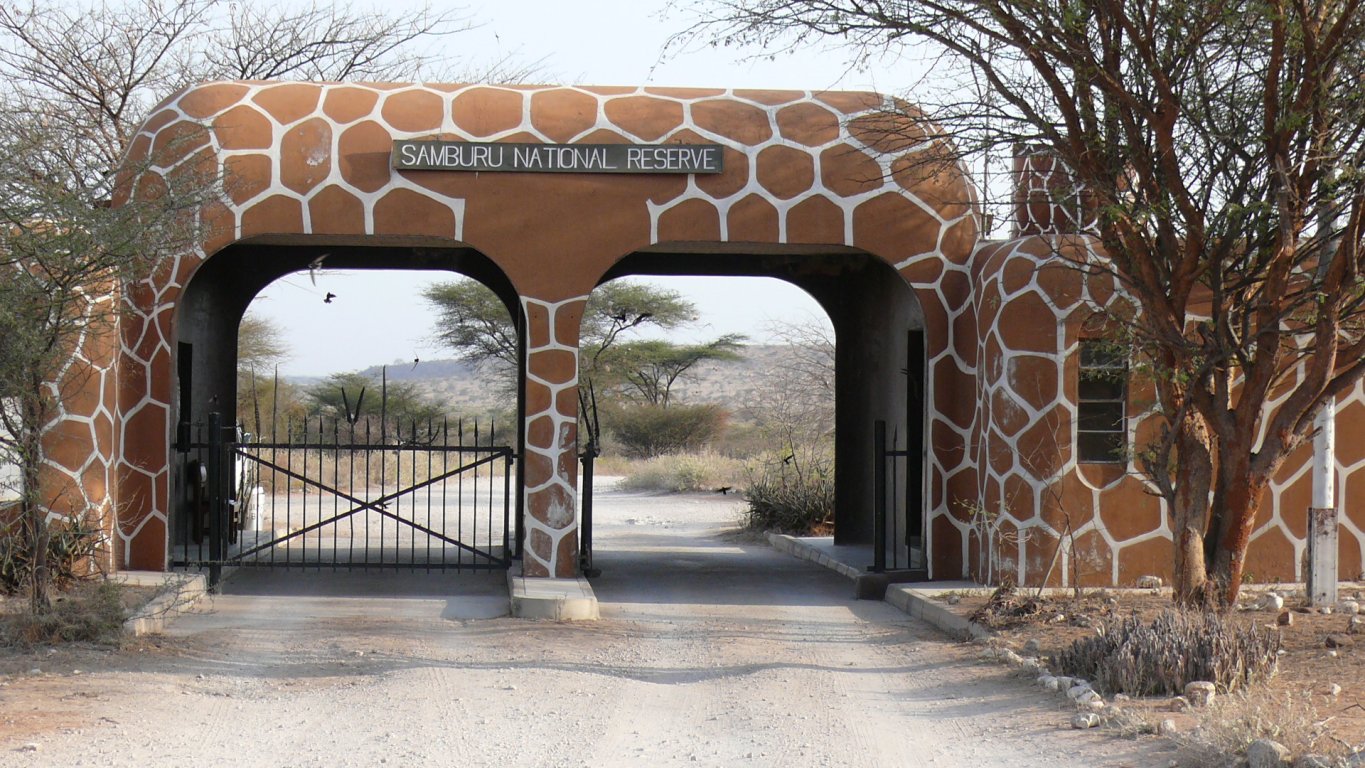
[22,424,50,613]
[1171,420,1213,606]
[1209,450,1269,607]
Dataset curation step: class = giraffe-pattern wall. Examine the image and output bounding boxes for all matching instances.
[961,232,1365,587]
[96,81,978,576]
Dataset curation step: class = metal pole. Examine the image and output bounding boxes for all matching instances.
[872,420,887,573]
[207,412,224,588]
[580,447,598,577]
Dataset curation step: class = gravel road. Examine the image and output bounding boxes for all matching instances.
[0,484,1175,767]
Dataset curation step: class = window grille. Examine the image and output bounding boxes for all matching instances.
[1077,341,1127,463]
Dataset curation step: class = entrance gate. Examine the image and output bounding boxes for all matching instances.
[173,413,516,585]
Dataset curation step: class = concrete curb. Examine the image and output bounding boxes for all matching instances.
[508,573,599,620]
[119,571,208,637]
[770,533,992,641]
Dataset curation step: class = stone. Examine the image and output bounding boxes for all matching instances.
[1293,756,1334,768]
[1053,676,1073,691]
[1184,681,1216,708]
[19,744,38,753]
[1167,695,1190,712]
[1261,593,1286,611]
[1136,575,1163,589]
[1328,683,1343,697]
[1245,739,1291,768]
[1022,638,1041,655]
[1112,693,1131,704]
[1039,675,1057,689]
[1350,616,1365,634]
[1156,719,1178,736]
[1067,683,1093,700]
[1322,606,1335,615]
[1278,610,1294,626]
[1326,634,1355,648]
[946,594,962,605]
[1070,712,1101,729]
[1340,600,1361,615]
[1328,650,1340,659]
[1000,649,1026,666]
[1076,689,1103,705]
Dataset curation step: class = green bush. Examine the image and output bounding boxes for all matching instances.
[742,462,834,535]
[605,403,729,459]
[1055,610,1281,696]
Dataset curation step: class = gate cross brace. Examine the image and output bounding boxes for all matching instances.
[231,448,511,563]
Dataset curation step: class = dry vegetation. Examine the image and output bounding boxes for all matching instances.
[946,587,1365,764]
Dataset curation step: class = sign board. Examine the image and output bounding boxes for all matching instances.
[392,140,724,175]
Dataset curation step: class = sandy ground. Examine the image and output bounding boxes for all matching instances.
[0,483,1177,767]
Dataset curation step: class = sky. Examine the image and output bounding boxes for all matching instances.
[249,0,938,377]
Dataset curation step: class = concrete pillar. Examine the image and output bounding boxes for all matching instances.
[1308,399,1338,606]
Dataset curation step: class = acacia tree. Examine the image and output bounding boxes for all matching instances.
[423,279,736,449]
[690,0,1365,606]
[0,0,489,610]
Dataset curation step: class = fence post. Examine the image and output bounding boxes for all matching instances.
[206,412,224,588]
[579,447,598,577]
[872,420,887,574]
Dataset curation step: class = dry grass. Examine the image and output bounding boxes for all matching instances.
[245,446,513,494]
[1170,688,1351,767]
[599,453,748,493]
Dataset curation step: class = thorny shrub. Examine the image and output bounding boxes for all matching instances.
[0,515,104,594]
[1055,610,1281,696]
[0,580,128,648]
[742,459,834,535]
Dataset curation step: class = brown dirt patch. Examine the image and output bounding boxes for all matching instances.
[939,584,1365,757]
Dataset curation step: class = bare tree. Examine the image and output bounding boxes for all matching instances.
[0,0,494,611]
[686,0,1365,606]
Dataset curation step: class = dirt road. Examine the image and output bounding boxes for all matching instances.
[0,487,1174,767]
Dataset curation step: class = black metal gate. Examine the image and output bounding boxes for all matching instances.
[872,419,928,577]
[173,412,516,585]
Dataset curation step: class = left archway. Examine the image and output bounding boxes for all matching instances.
[124,240,524,570]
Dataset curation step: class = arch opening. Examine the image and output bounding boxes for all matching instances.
[170,242,524,572]
[583,246,928,573]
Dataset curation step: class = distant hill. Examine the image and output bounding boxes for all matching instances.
[325,345,812,414]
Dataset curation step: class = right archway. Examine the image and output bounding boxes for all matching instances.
[600,245,927,565]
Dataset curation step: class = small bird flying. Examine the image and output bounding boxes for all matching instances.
[324,292,336,304]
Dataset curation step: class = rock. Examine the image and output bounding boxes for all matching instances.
[1345,752,1365,767]
[1328,650,1340,659]
[1261,593,1286,611]
[1350,615,1365,634]
[999,649,1025,666]
[19,744,38,753]
[1328,683,1343,697]
[1113,693,1131,704]
[1039,675,1057,689]
[1076,689,1103,706]
[1070,712,1101,729]
[1322,606,1335,615]
[1022,638,1041,655]
[1246,739,1291,768]
[1326,634,1354,648]
[1067,683,1093,700]
[1278,610,1294,626]
[1137,575,1163,589]
[1294,756,1334,768]
[1340,600,1361,615]
[946,594,961,605]
[1167,695,1191,712]
[1184,681,1216,708]
[1157,719,1178,736]
[1052,676,1073,691]
[1049,613,1067,623]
